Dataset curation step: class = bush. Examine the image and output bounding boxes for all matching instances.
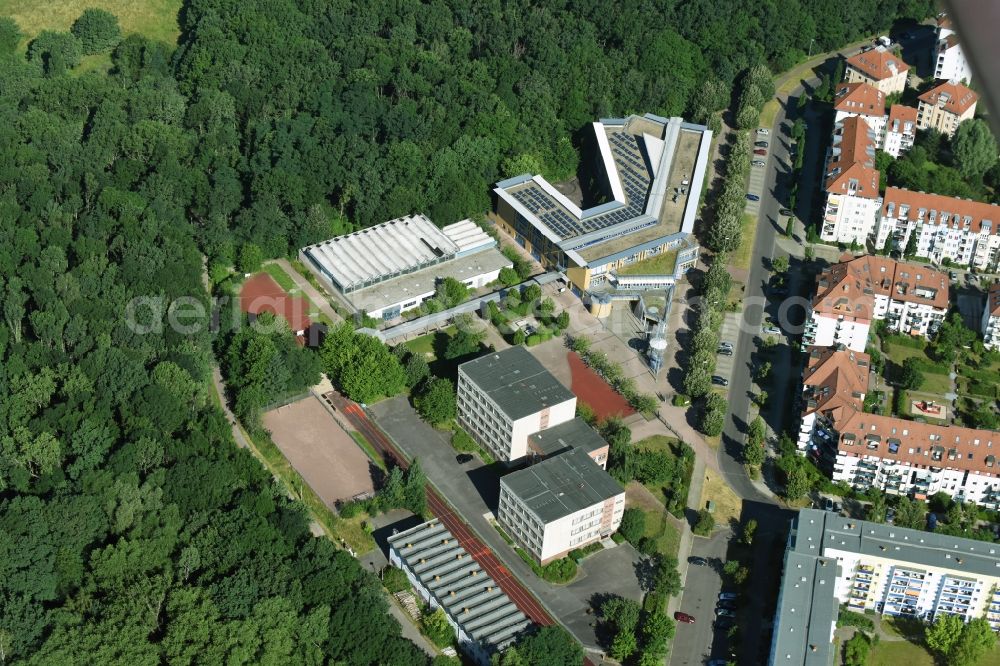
[339,501,364,519]
[382,566,411,593]
[837,608,875,632]
[516,547,577,583]
[525,334,542,346]
[619,507,646,544]
[693,509,715,536]
[568,542,603,563]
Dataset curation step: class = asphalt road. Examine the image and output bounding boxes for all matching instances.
[669,530,732,666]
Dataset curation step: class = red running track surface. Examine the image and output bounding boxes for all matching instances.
[324,391,554,627]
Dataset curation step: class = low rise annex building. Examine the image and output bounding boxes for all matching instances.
[802,255,949,353]
[388,519,531,665]
[499,447,625,564]
[457,347,576,463]
[875,187,1000,271]
[796,346,1000,508]
[301,214,511,321]
[491,114,711,296]
[769,509,1000,666]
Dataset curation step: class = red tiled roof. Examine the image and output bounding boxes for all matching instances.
[988,283,1000,318]
[881,187,1000,235]
[937,14,952,29]
[918,80,978,116]
[887,104,917,130]
[240,273,312,334]
[803,347,1000,477]
[846,46,909,81]
[812,255,949,318]
[834,82,886,117]
[825,117,879,198]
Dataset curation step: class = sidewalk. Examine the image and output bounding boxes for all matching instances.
[273,258,344,324]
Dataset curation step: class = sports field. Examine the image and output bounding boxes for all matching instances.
[567,351,636,420]
[263,396,376,508]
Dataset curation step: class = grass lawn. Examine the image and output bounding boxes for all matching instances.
[700,469,743,528]
[625,482,681,558]
[870,640,933,666]
[263,262,299,293]
[759,99,779,131]
[882,342,928,366]
[915,372,951,395]
[404,326,457,359]
[617,248,678,276]
[1,0,182,45]
[732,213,757,271]
[726,281,745,312]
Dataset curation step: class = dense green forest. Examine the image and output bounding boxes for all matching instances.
[0,0,933,662]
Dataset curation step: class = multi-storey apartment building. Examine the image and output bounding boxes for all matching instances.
[875,187,1000,270]
[934,15,972,83]
[882,104,918,158]
[769,509,1000,666]
[802,256,949,353]
[833,82,886,136]
[457,347,576,463]
[498,447,624,564]
[820,117,882,245]
[983,284,1000,351]
[917,80,978,137]
[796,347,1000,508]
[844,46,909,95]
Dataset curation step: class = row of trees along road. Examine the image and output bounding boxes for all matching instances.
[0,0,938,661]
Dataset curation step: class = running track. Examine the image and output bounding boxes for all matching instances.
[324,391,555,627]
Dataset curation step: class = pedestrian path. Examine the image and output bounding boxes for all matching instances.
[273,258,343,324]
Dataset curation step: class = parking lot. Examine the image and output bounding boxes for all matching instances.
[669,530,732,666]
[744,130,771,215]
[712,313,743,385]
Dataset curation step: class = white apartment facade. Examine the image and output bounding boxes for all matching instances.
[935,16,972,83]
[802,256,949,353]
[498,448,625,564]
[882,105,917,158]
[457,347,576,463]
[820,117,882,245]
[983,284,1000,350]
[875,187,1000,271]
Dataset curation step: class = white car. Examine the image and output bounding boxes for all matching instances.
[752,160,766,167]
[757,128,769,135]
[763,325,781,336]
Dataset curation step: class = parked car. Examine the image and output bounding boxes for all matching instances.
[688,556,709,566]
[719,341,734,349]
[746,193,760,202]
[886,507,896,524]
[711,375,729,387]
[714,617,735,630]
[757,127,769,135]
[763,325,781,335]
[717,600,738,611]
[754,140,769,148]
[674,611,696,624]
[456,453,474,464]
[719,592,740,601]
[949,271,957,280]
[779,208,793,216]
[823,497,835,512]
[753,148,767,156]
[716,608,736,618]
[718,347,733,356]
[752,160,766,167]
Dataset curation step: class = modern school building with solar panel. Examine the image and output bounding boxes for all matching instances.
[491,114,712,296]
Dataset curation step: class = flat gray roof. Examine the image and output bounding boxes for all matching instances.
[346,246,510,315]
[770,508,1000,666]
[528,417,608,457]
[388,519,531,653]
[459,347,575,421]
[500,448,623,523]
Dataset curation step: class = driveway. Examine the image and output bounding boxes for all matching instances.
[669,529,732,666]
[368,396,644,650]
